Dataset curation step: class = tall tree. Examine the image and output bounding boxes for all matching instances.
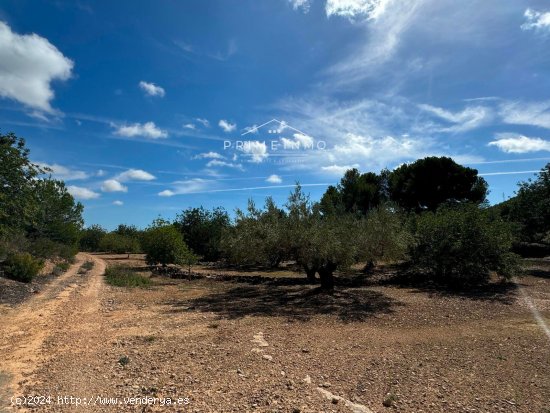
[175,207,229,261]
[0,132,44,234]
[388,156,487,212]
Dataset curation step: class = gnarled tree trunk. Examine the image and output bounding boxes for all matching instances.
[318,262,337,292]
[303,264,317,284]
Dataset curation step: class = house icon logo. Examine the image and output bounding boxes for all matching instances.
[241,118,311,138]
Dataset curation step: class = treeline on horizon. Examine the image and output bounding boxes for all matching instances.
[2,131,550,289]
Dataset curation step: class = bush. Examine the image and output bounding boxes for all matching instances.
[105,266,151,287]
[3,252,44,283]
[411,204,521,286]
[28,237,77,260]
[99,232,140,254]
[141,224,196,267]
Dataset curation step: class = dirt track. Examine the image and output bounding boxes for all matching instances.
[0,255,549,413]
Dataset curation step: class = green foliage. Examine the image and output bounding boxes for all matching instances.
[498,163,550,244]
[0,132,45,235]
[28,237,77,260]
[388,157,487,212]
[361,206,412,265]
[28,179,83,248]
[3,252,44,283]
[411,204,520,285]
[99,232,140,254]
[105,266,151,287]
[79,225,107,252]
[319,168,388,215]
[81,261,94,271]
[0,133,83,262]
[223,198,287,267]
[141,224,196,267]
[175,207,229,261]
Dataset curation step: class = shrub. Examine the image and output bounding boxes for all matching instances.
[99,233,140,254]
[141,224,196,267]
[28,237,77,260]
[410,204,521,286]
[105,266,151,287]
[3,252,44,283]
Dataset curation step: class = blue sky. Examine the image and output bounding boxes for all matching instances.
[1,0,550,229]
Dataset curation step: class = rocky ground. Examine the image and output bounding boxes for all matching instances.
[0,254,549,412]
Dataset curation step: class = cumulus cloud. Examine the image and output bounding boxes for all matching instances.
[0,21,73,113]
[158,178,211,197]
[488,134,550,153]
[326,0,392,21]
[241,141,269,163]
[38,162,89,181]
[113,122,168,139]
[218,119,236,133]
[281,133,315,149]
[288,0,311,13]
[116,169,156,181]
[138,81,165,97]
[183,123,196,130]
[67,185,99,200]
[521,8,550,32]
[113,200,124,206]
[266,174,283,184]
[101,179,128,193]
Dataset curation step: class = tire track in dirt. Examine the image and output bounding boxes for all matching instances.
[0,253,106,412]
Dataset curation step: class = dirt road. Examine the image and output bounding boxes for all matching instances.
[0,253,105,412]
[0,254,549,412]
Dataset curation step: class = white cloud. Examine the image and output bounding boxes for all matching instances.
[38,162,89,181]
[101,179,128,193]
[321,164,360,175]
[281,133,315,149]
[206,159,244,170]
[67,185,99,200]
[138,81,165,97]
[288,0,311,13]
[326,0,392,21]
[116,169,156,181]
[113,200,124,206]
[158,189,175,197]
[113,121,168,139]
[196,118,210,127]
[241,141,269,163]
[266,174,283,184]
[521,8,550,32]
[418,103,491,132]
[194,151,224,159]
[488,134,550,154]
[158,178,211,197]
[183,123,196,130]
[499,101,550,129]
[0,21,73,113]
[218,119,236,133]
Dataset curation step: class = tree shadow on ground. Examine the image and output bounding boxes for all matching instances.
[374,264,518,305]
[167,282,401,322]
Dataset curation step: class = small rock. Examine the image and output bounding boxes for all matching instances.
[262,355,273,361]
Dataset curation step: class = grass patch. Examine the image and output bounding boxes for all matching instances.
[81,261,94,271]
[53,260,71,275]
[105,265,151,288]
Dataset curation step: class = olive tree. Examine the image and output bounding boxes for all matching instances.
[141,222,197,268]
